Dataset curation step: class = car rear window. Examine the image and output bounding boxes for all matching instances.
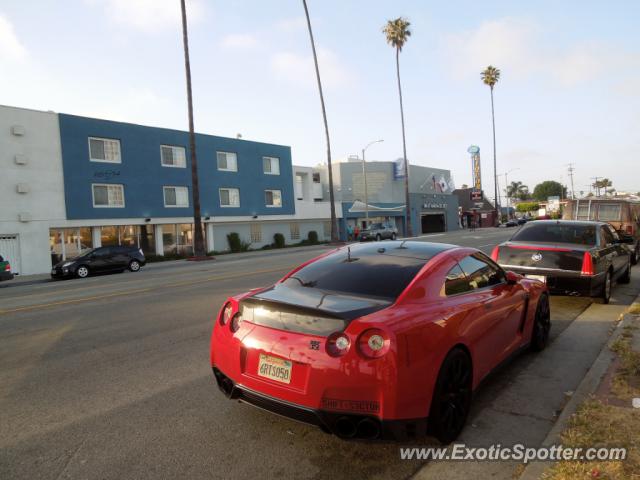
[511,223,597,245]
[285,248,427,299]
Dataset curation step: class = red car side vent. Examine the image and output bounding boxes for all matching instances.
[581,252,594,276]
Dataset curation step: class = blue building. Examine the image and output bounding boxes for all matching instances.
[0,105,337,274]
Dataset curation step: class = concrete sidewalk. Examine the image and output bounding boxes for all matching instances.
[412,302,628,480]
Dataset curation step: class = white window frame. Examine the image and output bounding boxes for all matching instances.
[163,186,190,208]
[290,222,300,240]
[88,137,121,164]
[263,156,280,175]
[92,183,125,208]
[265,189,283,208]
[217,151,238,172]
[250,223,262,243]
[219,188,240,208]
[160,145,187,168]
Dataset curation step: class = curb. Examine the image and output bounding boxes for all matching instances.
[519,297,640,480]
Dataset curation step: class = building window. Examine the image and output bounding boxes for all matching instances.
[161,145,186,168]
[598,204,622,221]
[101,226,119,246]
[265,189,282,207]
[219,188,240,207]
[217,151,238,172]
[312,172,321,183]
[576,204,596,220]
[89,137,121,163]
[295,174,304,200]
[263,156,280,175]
[163,186,189,207]
[250,223,262,243]
[92,184,125,208]
[290,222,300,240]
[49,228,93,265]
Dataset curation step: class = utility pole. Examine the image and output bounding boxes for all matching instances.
[566,163,576,199]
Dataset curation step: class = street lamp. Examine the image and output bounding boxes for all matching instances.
[501,167,519,219]
[361,139,384,225]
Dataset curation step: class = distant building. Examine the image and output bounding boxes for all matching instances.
[316,159,459,237]
[0,105,338,275]
[453,187,498,228]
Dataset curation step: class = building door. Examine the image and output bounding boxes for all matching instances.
[421,214,446,234]
[0,235,21,274]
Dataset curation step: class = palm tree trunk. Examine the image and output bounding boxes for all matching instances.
[302,0,338,242]
[490,86,498,226]
[180,0,205,256]
[396,47,412,237]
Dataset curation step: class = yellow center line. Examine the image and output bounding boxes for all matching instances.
[0,266,288,315]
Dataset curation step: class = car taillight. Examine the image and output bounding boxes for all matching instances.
[581,252,594,276]
[326,332,351,357]
[220,302,234,326]
[230,313,243,333]
[4,263,10,272]
[357,329,390,359]
[626,225,634,235]
[490,245,500,261]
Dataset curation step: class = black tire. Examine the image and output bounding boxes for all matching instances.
[391,233,397,240]
[76,265,90,279]
[619,258,631,284]
[128,260,141,272]
[631,244,639,266]
[530,294,551,352]
[600,270,612,304]
[428,348,472,444]
[376,234,381,242]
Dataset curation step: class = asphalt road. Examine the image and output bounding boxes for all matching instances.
[0,228,637,480]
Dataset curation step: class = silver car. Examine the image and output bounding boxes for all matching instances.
[359,223,398,241]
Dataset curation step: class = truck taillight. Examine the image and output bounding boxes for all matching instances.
[490,245,500,261]
[4,263,10,272]
[581,252,594,276]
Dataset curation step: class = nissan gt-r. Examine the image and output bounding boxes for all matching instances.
[210,241,550,443]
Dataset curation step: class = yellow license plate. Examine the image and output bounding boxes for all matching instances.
[257,354,292,384]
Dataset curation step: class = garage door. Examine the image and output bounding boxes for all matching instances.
[0,235,21,274]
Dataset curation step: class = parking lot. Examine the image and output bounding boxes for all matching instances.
[1,228,638,480]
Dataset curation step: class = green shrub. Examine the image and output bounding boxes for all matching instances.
[308,230,319,244]
[273,233,285,248]
[227,232,242,252]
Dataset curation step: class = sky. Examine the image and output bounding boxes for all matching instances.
[1,0,639,201]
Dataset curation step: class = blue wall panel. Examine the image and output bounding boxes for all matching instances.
[58,114,294,220]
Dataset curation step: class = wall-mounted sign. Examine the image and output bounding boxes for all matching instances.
[423,202,448,209]
[470,189,483,201]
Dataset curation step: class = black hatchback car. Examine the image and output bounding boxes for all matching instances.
[491,220,632,303]
[51,246,146,279]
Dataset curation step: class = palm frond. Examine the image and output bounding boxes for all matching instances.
[383,17,411,51]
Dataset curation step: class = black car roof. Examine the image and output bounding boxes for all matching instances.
[344,240,456,260]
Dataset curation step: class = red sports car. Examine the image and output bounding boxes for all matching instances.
[210,241,550,443]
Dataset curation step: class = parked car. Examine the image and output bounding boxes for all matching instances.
[491,220,631,303]
[211,241,550,443]
[517,218,528,225]
[51,246,145,279]
[563,198,640,265]
[0,255,14,282]
[505,219,518,227]
[358,223,398,241]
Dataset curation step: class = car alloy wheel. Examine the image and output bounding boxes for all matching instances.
[77,266,89,278]
[429,348,472,444]
[129,260,141,272]
[531,294,551,351]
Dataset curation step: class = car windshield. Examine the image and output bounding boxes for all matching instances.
[511,223,597,246]
[285,248,427,299]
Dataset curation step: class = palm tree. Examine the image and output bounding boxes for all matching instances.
[506,181,529,201]
[180,0,205,256]
[384,17,412,237]
[302,0,338,242]
[481,65,501,226]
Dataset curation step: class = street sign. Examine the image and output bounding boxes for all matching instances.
[470,189,483,201]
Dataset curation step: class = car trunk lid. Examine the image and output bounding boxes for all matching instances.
[496,241,589,271]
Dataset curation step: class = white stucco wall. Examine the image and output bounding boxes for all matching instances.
[0,105,67,275]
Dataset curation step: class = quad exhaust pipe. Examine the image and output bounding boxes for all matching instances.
[334,416,381,440]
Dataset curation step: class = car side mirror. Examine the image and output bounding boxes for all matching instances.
[505,271,520,285]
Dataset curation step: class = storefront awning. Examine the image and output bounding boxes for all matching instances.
[348,201,405,213]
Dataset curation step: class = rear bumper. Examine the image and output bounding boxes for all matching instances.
[503,266,605,296]
[212,367,427,441]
